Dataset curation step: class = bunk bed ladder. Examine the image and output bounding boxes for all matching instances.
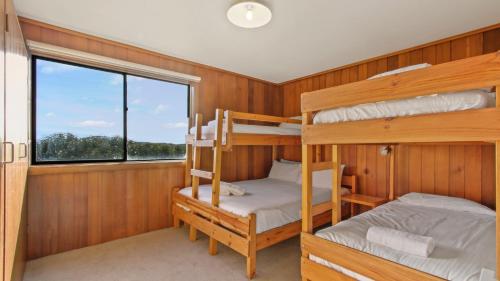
[186,110,225,256]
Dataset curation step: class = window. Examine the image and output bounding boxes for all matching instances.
[33,57,189,164]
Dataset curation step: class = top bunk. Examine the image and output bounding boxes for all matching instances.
[186,109,302,148]
[301,51,500,145]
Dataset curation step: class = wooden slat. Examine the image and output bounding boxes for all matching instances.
[301,233,444,281]
[332,145,342,224]
[231,111,302,124]
[190,169,213,180]
[302,113,313,234]
[301,51,500,112]
[193,139,215,147]
[341,194,388,208]
[303,108,500,145]
[231,134,301,146]
[174,205,249,256]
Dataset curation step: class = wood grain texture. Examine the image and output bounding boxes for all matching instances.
[20,17,283,260]
[283,25,500,209]
[27,165,184,260]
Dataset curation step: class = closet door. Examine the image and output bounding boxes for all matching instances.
[0,0,5,280]
[4,0,28,279]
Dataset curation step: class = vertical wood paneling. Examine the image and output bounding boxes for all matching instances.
[282,26,500,208]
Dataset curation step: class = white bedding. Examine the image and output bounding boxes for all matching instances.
[310,199,496,281]
[313,89,495,124]
[189,120,301,137]
[178,178,350,233]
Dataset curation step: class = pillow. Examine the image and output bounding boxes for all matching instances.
[398,192,495,216]
[296,164,346,188]
[279,116,301,130]
[268,160,301,183]
[368,63,431,80]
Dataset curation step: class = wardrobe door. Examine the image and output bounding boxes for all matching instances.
[0,0,5,280]
[4,0,28,279]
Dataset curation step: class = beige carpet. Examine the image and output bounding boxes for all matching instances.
[24,227,301,281]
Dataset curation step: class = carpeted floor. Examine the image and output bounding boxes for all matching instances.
[24,226,301,281]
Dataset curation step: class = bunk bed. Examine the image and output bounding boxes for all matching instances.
[172,109,357,279]
[300,51,500,281]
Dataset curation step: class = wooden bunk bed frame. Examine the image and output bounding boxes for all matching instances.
[300,51,500,281]
[173,108,357,279]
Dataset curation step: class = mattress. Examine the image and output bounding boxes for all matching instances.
[310,199,496,281]
[313,89,496,124]
[178,178,350,233]
[189,120,301,137]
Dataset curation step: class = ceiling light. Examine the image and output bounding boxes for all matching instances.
[227,1,272,29]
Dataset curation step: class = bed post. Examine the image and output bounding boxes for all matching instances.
[496,85,500,279]
[209,108,224,256]
[272,145,278,161]
[389,145,396,201]
[332,145,342,224]
[189,114,203,241]
[301,112,313,281]
[247,213,257,279]
[302,112,313,234]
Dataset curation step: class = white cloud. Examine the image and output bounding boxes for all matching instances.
[154,104,167,114]
[128,76,145,82]
[131,99,142,105]
[163,122,188,129]
[109,75,123,85]
[76,120,115,128]
[40,63,78,74]
[45,112,55,118]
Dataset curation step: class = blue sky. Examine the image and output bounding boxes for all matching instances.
[36,58,188,144]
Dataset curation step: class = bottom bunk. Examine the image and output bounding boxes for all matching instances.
[173,175,355,279]
[301,193,496,281]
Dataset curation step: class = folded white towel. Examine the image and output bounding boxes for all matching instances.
[220,182,246,196]
[366,226,435,257]
[479,268,496,281]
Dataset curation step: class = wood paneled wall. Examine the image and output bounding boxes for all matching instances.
[27,163,184,259]
[20,18,282,259]
[282,25,500,209]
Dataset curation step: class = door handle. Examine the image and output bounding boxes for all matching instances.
[3,142,14,163]
[19,143,28,159]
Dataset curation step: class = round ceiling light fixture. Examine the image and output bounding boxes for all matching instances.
[227,1,272,29]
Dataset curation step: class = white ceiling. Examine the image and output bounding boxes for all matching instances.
[14,0,500,83]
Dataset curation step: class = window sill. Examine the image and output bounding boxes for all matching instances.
[29,160,185,176]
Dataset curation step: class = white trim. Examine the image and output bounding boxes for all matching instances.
[27,40,201,84]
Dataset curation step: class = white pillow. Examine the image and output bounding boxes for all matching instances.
[398,192,495,216]
[368,63,431,80]
[279,116,301,130]
[296,164,346,188]
[268,160,301,183]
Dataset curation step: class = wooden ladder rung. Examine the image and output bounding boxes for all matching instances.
[194,140,215,147]
[191,169,213,180]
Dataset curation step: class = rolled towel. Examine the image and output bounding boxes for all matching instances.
[366,226,435,257]
[220,181,246,196]
[219,182,231,196]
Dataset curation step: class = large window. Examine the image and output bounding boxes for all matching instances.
[33,57,189,164]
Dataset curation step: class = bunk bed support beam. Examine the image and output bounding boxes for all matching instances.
[209,109,224,256]
[302,112,313,235]
[496,85,500,279]
[189,114,203,241]
[331,145,342,224]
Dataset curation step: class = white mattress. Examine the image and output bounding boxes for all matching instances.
[178,178,350,233]
[313,89,495,124]
[189,120,301,137]
[310,200,496,281]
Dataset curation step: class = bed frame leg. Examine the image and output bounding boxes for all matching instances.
[209,237,218,255]
[246,213,257,279]
[189,225,197,241]
[173,215,180,228]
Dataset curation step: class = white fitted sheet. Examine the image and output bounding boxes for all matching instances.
[313,89,495,124]
[179,178,349,233]
[189,120,301,137]
[310,199,496,281]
